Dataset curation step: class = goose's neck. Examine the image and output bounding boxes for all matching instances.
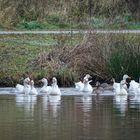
[52,82,58,87]
[31,85,34,89]
[43,82,48,87]
[24,83,30,88]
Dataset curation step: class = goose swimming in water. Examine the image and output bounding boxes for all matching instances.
[16,77,31,94]
[50,77,61,95]
[135,78,140,95]
[82,77,93,92]
[30,80,38,95]
[75,74,92,91]
[114,80,128,95]
[93,81,104,94]
[75,81,84,91]
[40,78,52,94]
[129,80,139,93]
[23,77,31,95]
[112,74,130,91]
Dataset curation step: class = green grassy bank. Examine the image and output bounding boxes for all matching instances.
[0,33,140,87]
[0,0,140,30]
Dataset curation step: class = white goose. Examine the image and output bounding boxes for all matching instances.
[114,80,128,95]
[122,74,131,89]
[30,80,38,95]
[75,81,84,91]
[75,74,92,91]
[23,77,31,95]
[16,77,31,94]
[129,79,139,93]
[112,78,120,90]
[40,78,52,94]
[135,78,140,95]
[112,74,130,90]
[82,78,93,92]
[50,77,61,95]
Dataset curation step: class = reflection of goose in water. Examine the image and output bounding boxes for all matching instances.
[42,95,49,111]
[16,94,37,114]
[130,95,140,110]
[48,95,61,117]
[114,95,128,116]
[81,95,92,136]
[81,95,92,113]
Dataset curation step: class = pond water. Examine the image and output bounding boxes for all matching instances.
[0,88,140,140]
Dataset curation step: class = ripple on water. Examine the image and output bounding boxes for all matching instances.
[0,88,140,140]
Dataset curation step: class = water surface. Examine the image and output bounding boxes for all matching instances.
[0,88,140,140]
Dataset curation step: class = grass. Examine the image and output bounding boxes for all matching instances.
[88,16,140,30]
[108,44,140,82]
[0,33,140,87]
[0,34,83,86]
[1,14,139,30]
[0,14,140,30]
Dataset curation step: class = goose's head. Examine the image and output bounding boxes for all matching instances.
[123,74,131,80]
[30,80,34,87]
[41,78,48,86]
[120,80,126,88]
[85,74,92,79]
[83,78,89,84]
[24,77,30,84]
[52,77,57,84]
[111,78,115,84]
[95,81,101,87]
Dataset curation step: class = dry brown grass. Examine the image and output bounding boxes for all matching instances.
[32,32,140,85]
[31,33,113,83]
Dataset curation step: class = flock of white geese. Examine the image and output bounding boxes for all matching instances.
[75,74,140,95]
[15,74,140,96]
[16,77,61,95]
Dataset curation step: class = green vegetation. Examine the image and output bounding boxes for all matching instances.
[0,33,140,87]
[0,34,82,86]
[108,38,140,81]
[0,0,139,30]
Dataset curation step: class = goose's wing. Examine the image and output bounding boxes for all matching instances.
[16,84,24,92]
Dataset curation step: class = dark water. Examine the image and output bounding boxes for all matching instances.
[0,88,140,140]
